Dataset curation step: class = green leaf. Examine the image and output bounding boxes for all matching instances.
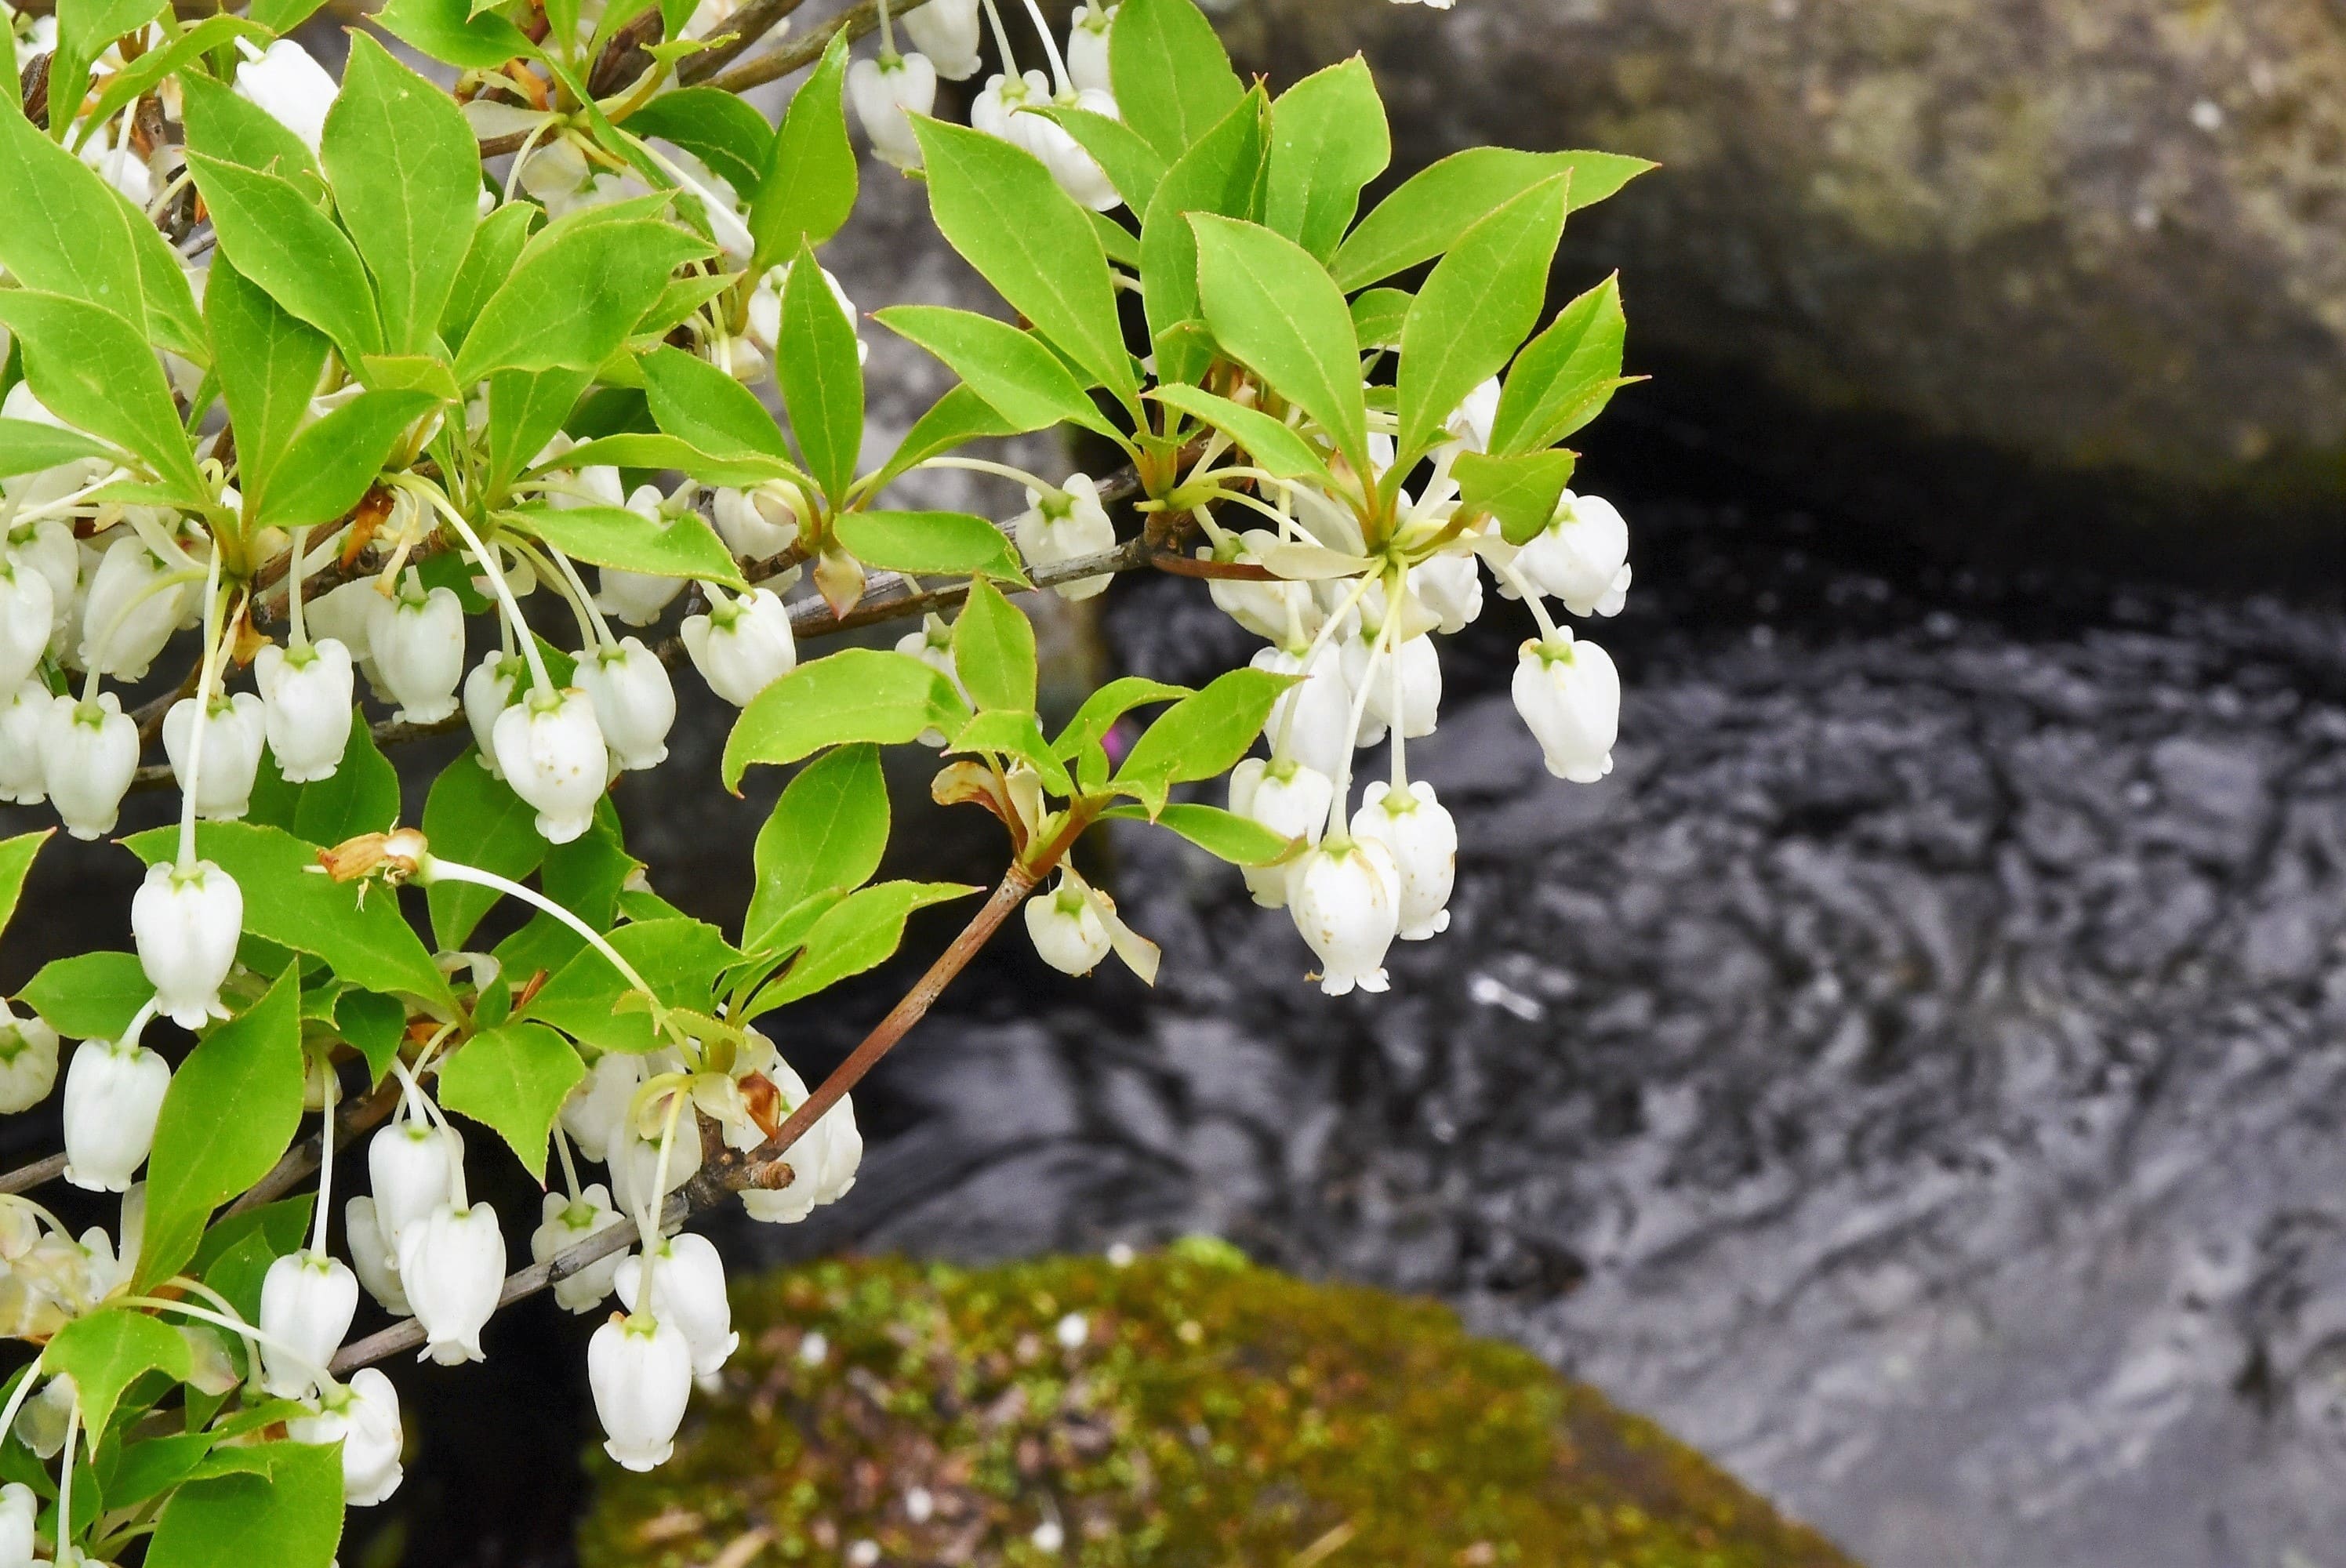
[187,151,383,363]
[946,709,1073,796]
[744,743,888,953]
[78,18,266,149]
[1032,103,1168,212]
[376,0,534,67]
[0,418,115,477]
[640,343,796,465]
[438,1022,583,1178]
[46,0,165,143]
[722,648,973,789]
[1332,147,1654,293]
[1141,89,1269,384]
[205,261,329,511]
[549,431,792,489]
[0,104,188,346]
[455,220,710,383]
[1149,383,1333,484]
[762,881,978,1007]
[1456,448,1576,546]
[0,830,47,945]
[487,366,595,492]
[1108,0,1244,162]
[146,1440,343,1568]
[833,510,1027,582]
[289,710,403,847]
[1103,800,1300,866]
[1188,215,1368,475]
[1051,673,1189,760]
[44,1308,191,1442]
[1265,56,1389,263]
[441,201,537,347]
[1091,208,1142,268]
[423,753,545,949]
[16,951,148,1040]
[180,71,321,187]
[0,289,203,500]
[864,385,1021,499]
[138,967,304,1288]
[323,35,481,356]
[103,1432,219,1512]
[776,244,863,504]
[950,577,1038,713]
[873,305,1119,443]
[1489,274,1630,456]
[1396,173,1567,459]
[1348,285,1412,350]
[503,503,746,589]
[260,391,437,530]
[1116,666,1291,793]
[335,989,409,1086]
[249,0,329,29]
[910,116,1137,408]
[624,86,773,195]
[521,918,739,1052]
[122,823,454,1008]
[749,28,856,268]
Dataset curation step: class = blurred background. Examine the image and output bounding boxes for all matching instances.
[11,0,2346,1563]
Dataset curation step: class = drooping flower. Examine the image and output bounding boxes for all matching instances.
[365,1118,459,1266]
[234,38,340,153]
[681,588,796,706]
[1226,757,1332,908]
[1287,834,1401,996]
[593,487,692,627]
[1067,3,1116,94]
[711,483,806,561]
[254,638,356,783]
[41,692,139,840]
[258,1249,360,1399]
[162,691,268,820]
[288,1367,405,1505]
[369,575,465,724]
[78,535,188,681]
[1511,490,1631,617]
[1025,873,1111,975]
[1347,630,1442,746]
[736,1045,862,1225]
[463,651,518,775]
[1349,780,1458,940]
[902,0,982,79]
[398,1200,506,1365]
[615,1232,738,1380]
[0,681,48,805]
[131,859,242,1030]
[62,1033,171,1193]
[847,51,938,171]
[588,1310,693,1472]
[1251,642,1354,782]
[0,554,50,692]
[343,1196,410,1316]
[1013,474,1116,599]
[1511,631,1619,782]
[1411,551,1484,634]
[0,1004,59,1114]
[532,1185,627,1314]
[576,637,676,774]
[559,1054,644,1163]
[492,686,608,844]
[0,1480,33,1563]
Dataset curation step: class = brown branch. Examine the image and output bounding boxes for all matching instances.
[0,1154,67,1197]
[673,0,818,85]
[699,0,906,96]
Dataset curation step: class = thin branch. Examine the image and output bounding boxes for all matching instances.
[700,0,904,96]
[0,1155,66,1198]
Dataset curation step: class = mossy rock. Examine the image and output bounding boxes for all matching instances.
[579,1242,1858,1567]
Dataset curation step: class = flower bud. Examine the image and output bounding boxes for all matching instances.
[463,650,518,775]
[560,1054,644,1163]
[848,51,938,171]
[343,1196,411,1315]
[289,1366,404,1505]
[1227,757,1332,908]
[366,1118,459,1265]
[0,1481,33,1563]
[681,588,796,706]
[0,1005,60,1114]
[1350,780,1457,940]
[0,681,48,804]
[397,1201,506,1365]
[902,0,982,78]
[615,1232,737,1379]
[254,638,356,783]
[532,1185,627,1313]
[42,692,138,840]
[0,555,51,692]
[1067,3,1116,94]
[162,691,267,820]
[492,685,607,844]
[1025,876,1110,975]
[711,484,806,561]
[1251,643,1353,782]
[78,536,187,681]
[1411,553,1484,634]
[234,38,340,153]
[369,575,464,724]
[589,1311,693,1472]
[1287,834,1401,996]
[1346,630,1441,746]
[132,859,242,1029]
[63,1035,170,1192]
[1511,632,1618,782]
[576,637,676,773]
[1014,474,1115,599]
[1513,490,1630,617]
[258,1249,359,1399]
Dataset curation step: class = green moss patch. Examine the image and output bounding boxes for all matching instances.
[580,1240,1859,1567]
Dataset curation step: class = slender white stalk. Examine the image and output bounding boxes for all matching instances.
[116,1297,336,1389]
[285,525,311,648]
[538,543,618,652]
[877,0,896,55]
[307,1059,338,1256]
[1494,559,1564,645]
[0,1352,45,1455]
[1015,0,1072,93]
[633,137,757,260]
[553,1124,583,1202]
[398,480,553,695]
[175,560,231,874]
[1325,606,1394,837]
[77,567,208,704]
[54,1397,78,1556]
[419,859,663,1008]
[978,0,1021,78]
[916,455,1060,494]
[1272,571,1378,762]
[1388,596,1410,793]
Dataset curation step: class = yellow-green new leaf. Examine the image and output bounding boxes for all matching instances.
[439,1023,585,1180]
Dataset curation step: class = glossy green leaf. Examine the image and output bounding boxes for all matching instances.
[138,967,304,1287]
[438,1022,583,1178]
[441,201,536,346]
[1050,673,1189,760]
[549,431,793,488]
[1332,147,1654,292]
[145,1439,343,1568]
[0,831,47,945]
[625,86,773,194]
[776,244,863,503]
[1396,173,1567,459]
[875,305,1118,442]
[1032,103,1167,212]
[376,0,534,68]
[762,881,979,1007]
[1489,274,1631,456]
[180,71,321,187]
[521,918,739,1053]
[188,151,383,362]
[1103,800,1300,866]
[486,365,595,492]
[864,385,1021,498]
[946,709,1073,796]
[16,951,147,1040]
[1149,383,1333,484]
[423,753,544,949]
[1457,448,1576,546]
[323,35,481,355]
[289,710,403,847]
[950,578,1037,712]
[78,17,264,148]
[749,28,856,267]
[0,418,114,477]
[1115,666,1292,793]
[205,260,329,510]
[744,743,888,953]
[455,220,710,383]
[0,289,203,500]
[1142,89,1269,385]
[1108,0,1244,162]
[46,0,165,143]
[503,503,746,588]
[640,343,796,464]
[1265,56,1389,263]
[722,648,973,788]
[1189,214,1368,474]
[1349,285,1412,350]
[335,989,409,1086]
[833,510,1027,582]
[44,1308,190,1441]
[260,390,438,530]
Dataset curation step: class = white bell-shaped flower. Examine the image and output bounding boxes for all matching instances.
[848,50,937,171]
[560,1053,644,1163]
[1206,531,1320,644]
[738,1042,862,1224]
[0,1480,33,1563]
[492,686,607,844]
[1445,376,1502,452]
[131,859,242,1030]
[1014,474,1115,599]
[1025,873,1110,975]
[1347,631,1441,746]
[588,1310,693,1472]
[258,1249,359,1399]
[162,691,267,820]
[8,518,82,636]
[369,575,464,724]
[397,1200,506,1365]
[78,535,188,681]
[254,638,355,783]
[0,555,50,692]
[681,587,796,706]
[591,487,691,627]
[1067,3,1116,94]
[463,650,518,775]
[1287,833,1401,996]
[1251,642,1353,782]
[63,1034,170,1192]
[576,637,675,773]
[902,0,982,78]
[343,1196,410,1315]
[234,38,339,151]
[41,692,138,840]
[532,1185,627,1313]
[892,613,971,746]
[0,1005,59,1114]
[545,459,626,511]
[974,71,1121,212]
[0,681,50,805]
[1513,490,1630,617]
[1226,757,1332,908]
[614,1232,738,1379]
[288,1366,403,1505]
[301,580,380,676]
[79,119,154,205]
[606,1120,703,1219]
[366,1118,458,1266]
[1511,631,1618,782]
[1411,552,1484,633]
[1350,779,1457,940]
[711,484,806,561]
